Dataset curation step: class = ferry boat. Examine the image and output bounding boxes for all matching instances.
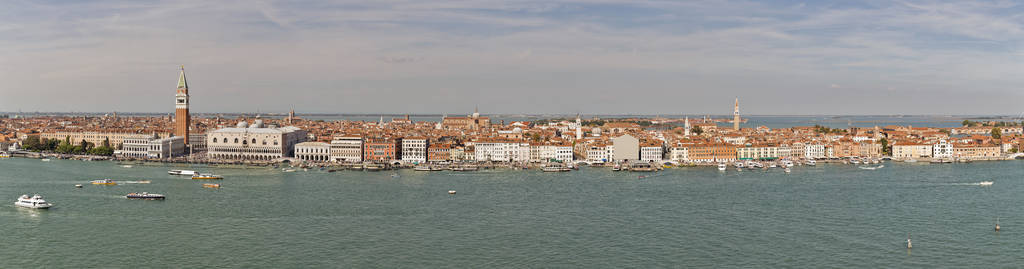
[125,192,165,200]
[91,179,117,185]
[430,166,446,171]
[168,170,197,176]
[629,162,658,172]
[191,173,223,180]
[450,164,479,171]
[414,165,432,171]
[15,194,52,209]
[542,163,571,172]
[202,183,221,188]
[0,152,10,158]
[718,163,727,171]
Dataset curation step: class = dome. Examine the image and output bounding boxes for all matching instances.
[236,121,249,128]
[252,120,264,128]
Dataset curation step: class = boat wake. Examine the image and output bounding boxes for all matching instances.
[858,165,884,170]
[118,181,152,184]
[942,182,994,186]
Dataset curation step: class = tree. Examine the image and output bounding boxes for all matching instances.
[102,138,110,148]
[90,146,114,156]
[55,140,74,154]
[991,128,1002,139]
[879,137,890,156]
[692,125,704,135]
[22,136,41,151]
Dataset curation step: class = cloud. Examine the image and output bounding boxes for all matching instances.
[2,0,1024,114]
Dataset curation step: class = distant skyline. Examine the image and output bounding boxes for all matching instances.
[3,1,1024,115]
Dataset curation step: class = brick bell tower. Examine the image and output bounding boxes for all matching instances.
[175,65,190,143]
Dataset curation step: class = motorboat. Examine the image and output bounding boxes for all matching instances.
[612,163,622,171]
[125,192,165,200]
[41,158,51,162]
[282,168,296,172]
[542,163,571,172]
[979,181,994,186]
[74,184,83,188]
[168,170,197,176]
[191,173,224,180]
[15,194,52,209]
[448,190,457,195]
[782,160,794,168]
[202,183,221,188]
[0,152,10,158]
[91,179,117,185]
[784,167,791,173]
[121,165,133,168]
[430,166,446,171]
[806,160,816,166]
[734,162,745,169]
[718,163,727,171]
[450,164,479,171]
[769,163,778,168]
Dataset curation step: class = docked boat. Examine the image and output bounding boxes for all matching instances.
[282,168,296,172]
[168,170,197,176]
[806,160,816,166]
[450,164,478,171]
[430,166,446,171]
[782,160,794,168]
[542,163,571,172]
[629,162,658,172]
[15,194,52,209]
[191,173,223,180]
[202,183,221,188]
[734,162,745,169]
[125,192,165,200]
[414,165,432,171]
[0,152,10,158]
[718,163,727,171]
[91,179,117,185]
[612,163,622,171]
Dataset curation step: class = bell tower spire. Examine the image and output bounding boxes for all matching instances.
[175,65,191,143]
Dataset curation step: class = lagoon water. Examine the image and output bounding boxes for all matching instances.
[2,157,1023,268]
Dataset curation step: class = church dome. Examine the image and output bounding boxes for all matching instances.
[252,120,264,128]
[236,121,249,128]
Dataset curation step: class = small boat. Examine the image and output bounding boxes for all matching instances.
[40,158,51,162]
[0,152,11,158]
[15,194,53,209]
[996,217,1001,231]
[782,160,794,168]
[907,234,912,249]
[125,192,165,200]
[282,168,296,172]
[414,165,431,171]
[734,162,745,168]
[784,167,791,173]
[168,170,197,176]
[903,159,918,163]
[327,169,337,173]
[203,183,221,188]
[612,163,622,171]
[191,173,224,180]
[718,163,727,171]
[979,181,994,186]
[806,160,816,166]
[448,190,456,195]
[121,165,133,168]
[91,179,117,185]
[430,166,445,171]
[74,184,83,188]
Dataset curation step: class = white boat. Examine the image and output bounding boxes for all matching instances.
[414,165,432,171]
[784,167,791,173]
[718,163,727,171]
[734,162,745,168]
[782,160,794,168]
[612,163,622,171]
[979,181,994,186]
[15,194,52,209]
[168,170,197,176]
[282,168,296,172]
[126,192,166,200]
[806,160,816,166]
[121,165,133,168]
[542,163,571,172]
[40,158,51,162]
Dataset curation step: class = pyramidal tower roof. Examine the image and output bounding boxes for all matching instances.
[177,65,188,89]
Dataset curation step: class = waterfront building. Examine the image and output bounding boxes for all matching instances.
[891,143,933,160]
[330,135,363,163]
[42,130,172,149]
[932,140,953,159]
[401,137,428,164]
[804,144,826,159]
[670,146,688,163]
[427,142,452,162]
[535,143,573,163]
[174,65,191,144]
[474,139,523,162]
[116,135,185,159]
[640,141,664,162]
[364,137,402,163]
[952,144,1001,160]
[188,133,207,152]
[584,144,611,163]
[612,134,639,161]
[205,120,307,161]
[737,144,779,160]
[295,142,330,162]
[441,108,491,130]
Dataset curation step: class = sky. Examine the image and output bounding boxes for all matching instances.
[2,0,1024,115]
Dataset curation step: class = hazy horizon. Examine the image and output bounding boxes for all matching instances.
[4,1,1024,115]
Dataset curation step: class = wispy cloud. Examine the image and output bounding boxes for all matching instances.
[2,0,1024,114]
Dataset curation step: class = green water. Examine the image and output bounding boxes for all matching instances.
[1,158,1022,268]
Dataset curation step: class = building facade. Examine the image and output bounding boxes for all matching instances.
[205,121,306,161]
[295,142,331,162]
[330,135,363,163]
[175,65,190,144]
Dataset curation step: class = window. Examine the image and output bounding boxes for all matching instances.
[234,138,239,143]
[213,138,218,143]
[252,139,256,144]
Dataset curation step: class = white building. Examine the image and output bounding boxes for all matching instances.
[330,136,363,162]
[585,145,611,164]
[206,120,307,161]
[892,143,932,160]
[640,143,664,162]
[535,144,573,163]
[805,144,826,159]
[295,142,331,162]
[932,140,952,159]
[670,147,688,163]
[117,135,185,159]
[401,137,428,164]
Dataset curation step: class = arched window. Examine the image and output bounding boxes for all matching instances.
[262,140,267,145]
[274,140,279,145]
[213,138,218,143]
[234,138,239,143]
[252,139,257,144]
